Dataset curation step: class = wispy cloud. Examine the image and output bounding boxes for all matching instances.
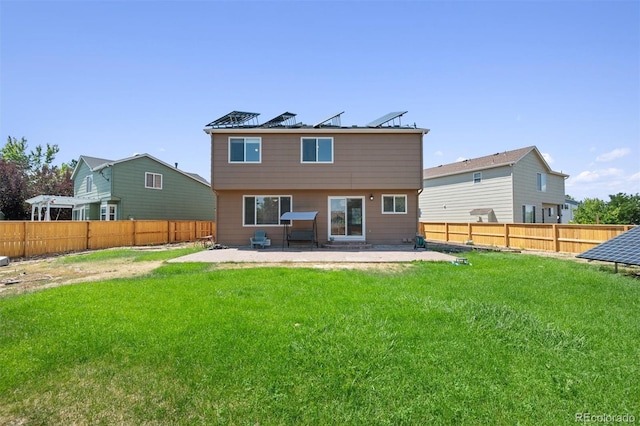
[568,168,624,184]
[434,150,443,157]
[630,171,640,182]
[541,152,554,165]
[596,148,630,162]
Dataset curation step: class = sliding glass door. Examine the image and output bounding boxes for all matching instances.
[329,197,365,240]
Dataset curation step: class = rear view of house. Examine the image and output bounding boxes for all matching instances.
[420,146,568,223]
[204,111,429,246]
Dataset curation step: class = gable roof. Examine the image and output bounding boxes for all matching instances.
[72,154,210,186]
[423,146,568,180]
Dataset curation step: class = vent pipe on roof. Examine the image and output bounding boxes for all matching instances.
[175,163,178,168]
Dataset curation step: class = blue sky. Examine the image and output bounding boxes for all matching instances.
[1,0,638,201]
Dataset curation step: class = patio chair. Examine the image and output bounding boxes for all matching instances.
[250,230,267,249]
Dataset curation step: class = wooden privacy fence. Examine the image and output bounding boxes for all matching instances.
[420,222,635,254]
[0,220,216,258]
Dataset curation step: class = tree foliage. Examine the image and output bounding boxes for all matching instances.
[573,193,640,225]
[0,136,73,220]
[0,159,29,220]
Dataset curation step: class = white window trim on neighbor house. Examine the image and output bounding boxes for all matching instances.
[382,194,407,214]
[229,137,262,163]
[473,172,482,184]
[243,195,292,226]
[86,175,93,192]
[73,205,87,221]
[301,137,334,163]
[145,172,163,189]
[100,203,117,221]
[536,173,547,192]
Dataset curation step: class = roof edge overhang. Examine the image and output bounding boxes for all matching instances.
[424,163,515,180]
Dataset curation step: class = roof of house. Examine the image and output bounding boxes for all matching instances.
[423,146,568,180]
[203,110,429,134]
[72,154,210,186]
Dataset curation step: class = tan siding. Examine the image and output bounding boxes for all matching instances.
[420,166,514,222]
[216,189,418,246]
[211,132,422,190]
[512,153,566,222]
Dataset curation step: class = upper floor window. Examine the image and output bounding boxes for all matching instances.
[536,173,547,192]
[473,172,482,184]
[86,175,93,192]
[301,137,333,163]
[230,137,261,163]
[382,195,407,214]
[145,172,163,189]
[244,195,292,226]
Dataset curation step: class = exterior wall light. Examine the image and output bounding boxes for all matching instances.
[369,194,374,201]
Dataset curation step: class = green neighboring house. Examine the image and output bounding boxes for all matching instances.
[69,154,215,221]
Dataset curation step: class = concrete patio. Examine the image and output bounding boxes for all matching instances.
[169,245,460,264]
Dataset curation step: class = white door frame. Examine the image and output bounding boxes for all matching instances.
[327,196,366,241]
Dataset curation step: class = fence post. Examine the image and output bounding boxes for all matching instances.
[553,224,560,252]
[467,223,472,242]
[444,223,449,242]
[504,223,509,249]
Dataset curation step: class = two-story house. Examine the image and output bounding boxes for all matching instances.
[204,111,429,246]
[419,146,568,223]
[69,153,215,221]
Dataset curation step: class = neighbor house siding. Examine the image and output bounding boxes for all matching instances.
[111,157,215,221]
[74,161,111,199]
[216,189,419,246]
[211,132,423,191]
[512,153,565,222]
[421,166,514,222]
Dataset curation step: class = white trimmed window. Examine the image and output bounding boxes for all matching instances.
[145,172,163,189]
[382,195,407,214]
[473,172,482,184]
[301,137,333,163]
[100,204,117,221]
[536,173,547,192]
[230,137,261,163]
[86,175,93,192]
[243,195,292,226]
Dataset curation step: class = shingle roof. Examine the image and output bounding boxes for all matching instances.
[80,155,114,169]
[423,146,565,179]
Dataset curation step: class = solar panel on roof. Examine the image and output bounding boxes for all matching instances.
[205,111,260,128]
[262,112,297,128]
[576,226,640,266]
[313,111,344,128]
[367,111,408,127]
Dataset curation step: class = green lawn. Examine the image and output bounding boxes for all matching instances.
[1,251,638,425]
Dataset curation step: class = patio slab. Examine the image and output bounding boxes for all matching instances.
[169,245,460,264]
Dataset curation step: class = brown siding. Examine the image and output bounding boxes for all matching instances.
[215,189,419,246]
[211,131,423,190]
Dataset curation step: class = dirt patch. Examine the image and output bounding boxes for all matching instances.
[0,254,164,297]
[0,246,413,297]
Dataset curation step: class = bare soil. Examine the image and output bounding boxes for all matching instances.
[0,253,165,297]
[0,245,412,297]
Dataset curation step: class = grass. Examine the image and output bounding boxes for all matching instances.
[1,251,638,424]
[55,245,203,263]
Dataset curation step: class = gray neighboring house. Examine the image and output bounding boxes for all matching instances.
[68,154,215,221]
[420,146,568,223]
[560,198,581,224]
